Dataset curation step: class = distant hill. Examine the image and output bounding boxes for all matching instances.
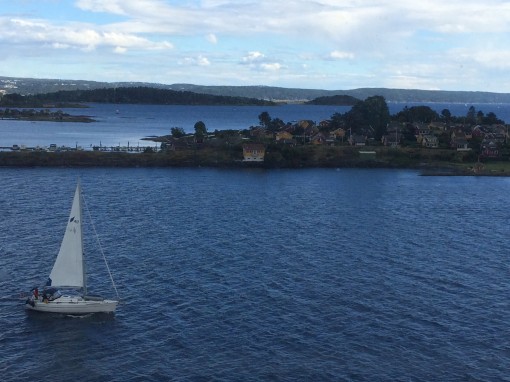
[0,86,275,107]
[305,94,359,106]
[2,76,510,104]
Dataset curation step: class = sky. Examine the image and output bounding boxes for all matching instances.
[2,0,510,92]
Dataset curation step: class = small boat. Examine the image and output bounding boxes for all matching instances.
[25,181,119,314]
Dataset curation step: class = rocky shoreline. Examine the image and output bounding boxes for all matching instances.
[0,150,507,177]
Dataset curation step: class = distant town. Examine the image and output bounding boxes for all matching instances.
[1,78,510,175]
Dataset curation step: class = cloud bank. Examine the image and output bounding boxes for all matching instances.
[1,0,510,91]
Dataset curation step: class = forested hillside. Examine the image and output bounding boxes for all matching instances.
[0,86,276,107]
[2,76,510,103]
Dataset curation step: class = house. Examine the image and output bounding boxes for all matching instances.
[450,126,472,141]
[471,125,487,139]
[421,135,438,148]
[451,137,471,151]
[330,128,346,141]
[275,131,293,142]
[242,143,265,162]
[249,126,273,140]
[319,120,331,129]
[413,123,431,137]
[382,133,400,147]
[349,134,366,146]
[480,140,499,158]
[311,132,327,145]
[429,122,447,132]
[297,120,315,130]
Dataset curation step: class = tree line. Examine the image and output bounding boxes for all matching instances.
[258,96,505,140]
[0,87,276,107]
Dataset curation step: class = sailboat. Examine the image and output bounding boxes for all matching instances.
[25,181,119,314]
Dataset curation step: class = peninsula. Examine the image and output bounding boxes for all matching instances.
[1,81,509,176]
[0,108,94,122]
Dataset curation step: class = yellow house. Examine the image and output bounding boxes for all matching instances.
[275,131,293,141]
[243,144,265,162]
[330,128,346,140]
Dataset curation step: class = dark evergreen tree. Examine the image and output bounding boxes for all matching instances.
[258,111,271,128]
[171,127,185,138]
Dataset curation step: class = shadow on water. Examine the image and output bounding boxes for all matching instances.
[23,308,120,342]
[16,310,123,381]
[25,309,117,324]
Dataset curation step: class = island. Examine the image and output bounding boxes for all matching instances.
[0,108,94,122]
[1,88,509,176]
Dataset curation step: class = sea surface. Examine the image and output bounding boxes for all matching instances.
[1,102,509,148]
[1,168,510,381]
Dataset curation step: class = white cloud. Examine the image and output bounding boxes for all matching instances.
[206,33,218,44]
[260,63,282,71]
[198,56,211,66]
[239,51,282,72]
[52,42,70,49]
[4,1,510,90]
[181,55,211,67]
[0,17,173,51]
[114,46,127,54]
[241,51,265,63]
[330,51,355,60]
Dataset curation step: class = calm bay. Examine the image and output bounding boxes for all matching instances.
[1,102,510,148]
[1,167,510,381]
[1,102,510,381]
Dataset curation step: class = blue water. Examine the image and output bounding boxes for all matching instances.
[1,102,509,148]
[1,168,510,381]
[0,104,351,148]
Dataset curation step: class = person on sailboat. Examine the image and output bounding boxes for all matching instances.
[26,287,38,307]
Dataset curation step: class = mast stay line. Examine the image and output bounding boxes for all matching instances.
[82,193,120,300]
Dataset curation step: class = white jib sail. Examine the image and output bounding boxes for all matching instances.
[48,182,86,289]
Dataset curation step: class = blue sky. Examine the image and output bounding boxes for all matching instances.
[2,0,510,92]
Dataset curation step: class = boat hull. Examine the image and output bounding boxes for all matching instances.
[25,296,118,314]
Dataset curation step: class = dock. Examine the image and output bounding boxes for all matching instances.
[0,143,160,153]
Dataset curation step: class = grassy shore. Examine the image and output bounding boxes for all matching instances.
[0,146,508,176]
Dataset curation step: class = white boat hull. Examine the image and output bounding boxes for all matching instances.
[25,295,118,314]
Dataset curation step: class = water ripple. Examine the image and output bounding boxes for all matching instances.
[2,168,510,381]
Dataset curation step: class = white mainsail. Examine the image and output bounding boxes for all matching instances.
[48,182,86,290]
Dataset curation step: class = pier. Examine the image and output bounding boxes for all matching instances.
[0,143,160,153]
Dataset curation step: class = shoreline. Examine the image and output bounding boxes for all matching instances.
[0,151,507,176]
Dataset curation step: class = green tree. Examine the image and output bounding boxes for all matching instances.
[171,127,185,138]
[394,105,438,123]
[194,121,207,138]
[258,111,271,128]
[268,117,284,132]
[329,112,344,129]
[364,96,390,140]
[345,96,390,140]
[484,112,503,125]
[466,106,476,124]
[476,110,484,124]
[441,109,451,123]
